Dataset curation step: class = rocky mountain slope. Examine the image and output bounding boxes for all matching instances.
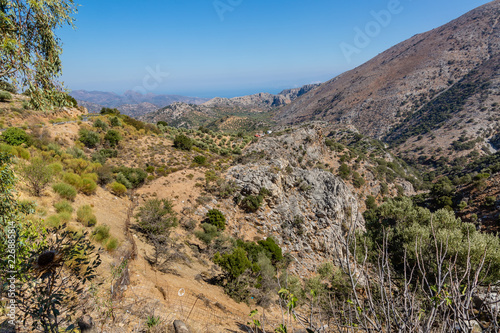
[224,128,364,275]
[139,83,321,130]
[275,0,500,143]
[203,84,321,110]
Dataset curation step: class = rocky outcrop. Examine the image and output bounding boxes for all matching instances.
[278,83,321,101]
[139,102,218,128]
[203,93,289,109]
[223,128,364,275]
[227,165,363,275]
[173,320,190,333]
[203,84,321,110]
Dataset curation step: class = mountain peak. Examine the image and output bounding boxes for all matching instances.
[275,0,500,138]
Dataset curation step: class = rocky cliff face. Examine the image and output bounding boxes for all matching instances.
[226,165,363,276]
[278,84,321,101]
[220,128,364,276]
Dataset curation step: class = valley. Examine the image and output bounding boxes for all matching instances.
[1,1,500,332]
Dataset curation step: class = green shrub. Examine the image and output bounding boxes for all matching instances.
[173,134,193,151]
[365,195,377,210]
[380,182,389,195]
[19,157,53,196]
[80,178,97,195]
[93,118,108,131]
[100,107,120,115]
[66,146,86,159]
[45,215,62,228]
[78,129,100,148]
[91,148,117,164]
[106,237,119,251]
[213,247,251,279]
[47,143,62,155]
[14,146,30,159]
[259,187,271,197]
[241,195,263,212]
[325,139,344,152]
[363,197,500,283]
[122,115,156,132]
[485,196,496,207]
[104,129,122,147]
[62,157,92,175]
[0,91,12,102]
[65,94,78,107]
[92,224,110,242]
[52,183,77,201]
[257,237,283,263]
[115,172,132,189]
[0,81,16,94]
[352,172,365,188]
[109,116,122,127]
[2,127,31,146]
[206,209,226,230]
[77,205,97,227]
[82,173,98,182]
[63,172,83,188]
[338,163,351,180]
[135,198,177,235]
[193,155,207,165]
[54,200,73,214]
[113,166,147,188]
[48,162,63,175]
[108,181,127,196]
[0,144,16,156]
[58,211,72,223]
[195,223,218,245]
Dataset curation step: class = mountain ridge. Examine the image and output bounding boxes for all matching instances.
[71,89,210,116]
[139,83,321,130]
[275,0,500,140]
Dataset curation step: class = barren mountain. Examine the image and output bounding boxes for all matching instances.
[275,0,500,141]
[140,83,320,129]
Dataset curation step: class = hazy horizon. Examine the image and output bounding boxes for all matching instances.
[60,0,492,99]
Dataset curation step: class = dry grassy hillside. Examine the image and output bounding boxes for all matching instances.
[0,92,424,332]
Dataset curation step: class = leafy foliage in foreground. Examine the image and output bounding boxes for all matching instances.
[362,197,500,283]
[0,153,100,332]
[0,0,78,109]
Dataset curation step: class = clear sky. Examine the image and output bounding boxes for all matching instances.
[58,0,493,98]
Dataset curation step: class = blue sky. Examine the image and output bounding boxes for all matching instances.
[59,0,492,98]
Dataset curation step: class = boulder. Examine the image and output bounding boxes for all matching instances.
[173,320,190,333]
